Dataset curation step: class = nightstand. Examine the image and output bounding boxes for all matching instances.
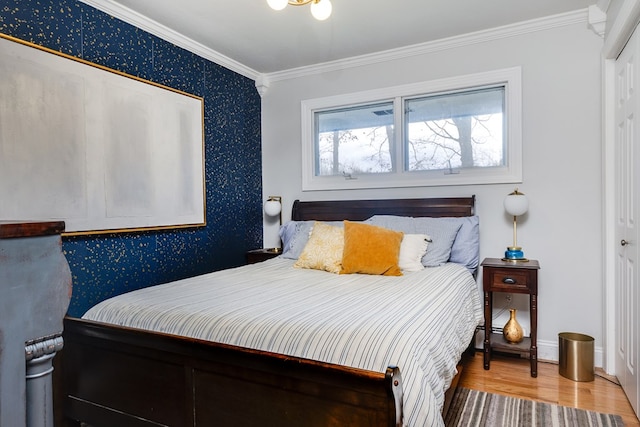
[246,248,281,264]
[482,257,540,377]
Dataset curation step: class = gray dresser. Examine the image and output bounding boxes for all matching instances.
[0,222,72,427]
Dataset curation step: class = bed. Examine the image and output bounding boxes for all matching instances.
[55,196,482,427]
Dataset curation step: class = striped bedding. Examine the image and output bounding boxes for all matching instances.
[83,257,483,427]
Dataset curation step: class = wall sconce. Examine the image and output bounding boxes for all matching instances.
[264,196,282,226]
[503,188,529,262]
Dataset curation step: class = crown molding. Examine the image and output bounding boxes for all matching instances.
[77,0,260,81]
[76,1,588,88]
[588,4,607,38]
[263,9,589,84]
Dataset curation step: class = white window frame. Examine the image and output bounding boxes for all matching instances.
[301,67,522,191]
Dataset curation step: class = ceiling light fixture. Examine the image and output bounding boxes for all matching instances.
[267,0,333,21]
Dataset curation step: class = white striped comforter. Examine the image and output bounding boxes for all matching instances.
[83,258,482,427]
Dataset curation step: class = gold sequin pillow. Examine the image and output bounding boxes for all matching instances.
[340,221,404,276]
[294,222,345,274]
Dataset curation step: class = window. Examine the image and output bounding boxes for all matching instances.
[315,101,395,176]
[301,67,521,191]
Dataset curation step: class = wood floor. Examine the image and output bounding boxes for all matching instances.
[458,351,639,426]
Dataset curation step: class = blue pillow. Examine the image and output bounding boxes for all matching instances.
[367,216,463,267]
[446,216,480,272]
[279,221,314,260]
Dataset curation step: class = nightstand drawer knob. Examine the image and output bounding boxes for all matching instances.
[502,277,516,285]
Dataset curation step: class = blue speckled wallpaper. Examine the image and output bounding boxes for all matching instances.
[0,0,263,316]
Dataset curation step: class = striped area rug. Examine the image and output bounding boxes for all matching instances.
[444,387,625,427]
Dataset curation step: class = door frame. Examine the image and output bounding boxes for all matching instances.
[603,0,640,375]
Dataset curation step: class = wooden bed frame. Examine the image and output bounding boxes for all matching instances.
[54,196,476,427]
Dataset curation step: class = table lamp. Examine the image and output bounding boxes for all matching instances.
[503,188,528,262]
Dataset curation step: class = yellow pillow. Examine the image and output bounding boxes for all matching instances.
[294,222,344,274]
[340,221,404,276]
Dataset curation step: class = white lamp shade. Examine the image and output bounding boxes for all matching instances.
[310,0,332,20]
[504,192,529,216]
[264,199,282,217]
[267,0,288,11]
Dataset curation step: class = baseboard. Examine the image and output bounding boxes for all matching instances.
[473,334,604,368]
[537,338,604,368]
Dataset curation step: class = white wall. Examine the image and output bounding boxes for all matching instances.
[261,17,604,364]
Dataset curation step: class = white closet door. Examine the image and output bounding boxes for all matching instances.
[615,24,640,417]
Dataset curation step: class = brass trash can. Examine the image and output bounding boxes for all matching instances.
[558,332,594,381]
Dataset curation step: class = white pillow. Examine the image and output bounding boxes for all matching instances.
[398,234,430,272]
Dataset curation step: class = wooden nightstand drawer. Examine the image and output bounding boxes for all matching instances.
[488,268,531,292]
[481,258,539,294]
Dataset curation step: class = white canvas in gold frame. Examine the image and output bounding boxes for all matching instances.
[0,33,206,235]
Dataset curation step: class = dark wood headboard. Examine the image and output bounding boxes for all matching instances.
[291,196,475,221]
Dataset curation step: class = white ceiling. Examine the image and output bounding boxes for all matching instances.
[87,0,595,76]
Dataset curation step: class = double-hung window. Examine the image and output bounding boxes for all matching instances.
[301,67,521,191]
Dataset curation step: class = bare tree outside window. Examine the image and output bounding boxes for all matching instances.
[405,87,504,173]
[315,87,504,177]
[406,113,503,172]
[316,102,394,176]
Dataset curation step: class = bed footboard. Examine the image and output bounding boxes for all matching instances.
[55,317,402,427]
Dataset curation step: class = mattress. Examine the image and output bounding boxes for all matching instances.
[84,257,483,426]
